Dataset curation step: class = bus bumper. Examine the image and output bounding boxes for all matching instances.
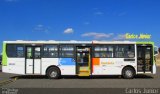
[153,63,156,74]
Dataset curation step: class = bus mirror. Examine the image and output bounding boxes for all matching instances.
[154,46,159,56]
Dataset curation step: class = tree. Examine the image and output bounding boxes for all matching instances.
[159,47,160,53]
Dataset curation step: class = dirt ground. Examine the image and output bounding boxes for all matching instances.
[156,54,160,66]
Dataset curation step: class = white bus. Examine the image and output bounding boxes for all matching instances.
[2,40,159,79]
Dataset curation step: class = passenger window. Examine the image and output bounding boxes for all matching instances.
[126,45,135,58]
[17,46,24,57]
[115,45,135,58]
[7,44,24,58]
[94,45,114,58]
[7,45,16,57]
[43,45,58,58]
[115,45,125,58]
[59,45,74,58]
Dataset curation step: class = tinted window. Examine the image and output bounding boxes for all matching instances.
[59,45,74,58]
[115,45,125,58]
[43,45,58,58]
[93,44,135,58]
[7,44,24,57]
[126,45,135,58]
[94,45,114,58]
[17,46,24,57]
[115,45,135,58]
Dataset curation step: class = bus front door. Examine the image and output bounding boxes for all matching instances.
[76,46,91,76]
[137,45,152,73]
[26,46,41,74]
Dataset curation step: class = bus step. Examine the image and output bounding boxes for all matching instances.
[78,71,90,76]
[78,73,90,76]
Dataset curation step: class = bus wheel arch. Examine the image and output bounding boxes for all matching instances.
[46,65,61,79]
[122,65,136,79]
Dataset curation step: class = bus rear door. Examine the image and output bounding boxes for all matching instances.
[137,45,153,73]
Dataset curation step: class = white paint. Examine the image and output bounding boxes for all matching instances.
[41,58,59,75]
[34,59,41,74]
[2,58,25,74]
[26,59,33,74]
[153,62,156,74]
[59,66,76,75]
[92,58,136,75]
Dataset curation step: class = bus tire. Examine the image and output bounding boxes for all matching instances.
[122,67,135,79]
[47,67,61,79]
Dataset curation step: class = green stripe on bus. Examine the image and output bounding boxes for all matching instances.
[2,43,7,66]
[136,41,154,45]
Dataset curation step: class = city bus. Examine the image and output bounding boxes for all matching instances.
[2,40,159,79]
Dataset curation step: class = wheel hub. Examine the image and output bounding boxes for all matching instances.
[126,70,132,77]
[50,71,57,77]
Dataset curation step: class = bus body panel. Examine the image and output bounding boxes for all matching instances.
[2,58,25,74]
[59,66,76,75]
[59,58,76,75]
[92,58,136,75]
[41,58,59,75]
[33,59,41,74]
[41,58,76,75]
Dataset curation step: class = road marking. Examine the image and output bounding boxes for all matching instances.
[0,77,18,87]
[0,79,13,87]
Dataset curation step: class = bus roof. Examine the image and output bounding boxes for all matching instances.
[3,40,154,45]
[3,40,92,44]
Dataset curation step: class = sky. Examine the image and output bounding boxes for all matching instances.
[0,0,160,52]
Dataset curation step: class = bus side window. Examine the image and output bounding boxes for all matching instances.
[126,45,135,58]
[59,45,74,58]
[115,45,135,58]
[17,46,24,57]
[94,45,114,58]
[115,45,125,58]
[7,44,24,58]
[43,45,58,58]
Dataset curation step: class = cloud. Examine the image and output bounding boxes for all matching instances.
[93,7,104,16]
[4,0,18,2]
[82,32,128,41]
[118,12,127,16]
[84,22,90,25]
[64,28,74,34]
[33,24,50,34]
[112,34,127,40]
[94,11,104,15]
[82,32,114,39]
[93,8,99,10]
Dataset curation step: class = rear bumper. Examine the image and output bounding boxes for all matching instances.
[153,63,156,74]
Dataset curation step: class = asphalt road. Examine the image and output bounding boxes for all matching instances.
[0,66,160,88]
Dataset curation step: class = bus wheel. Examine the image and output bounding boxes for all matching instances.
[122,67,135,79]
[47,67,61,79]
